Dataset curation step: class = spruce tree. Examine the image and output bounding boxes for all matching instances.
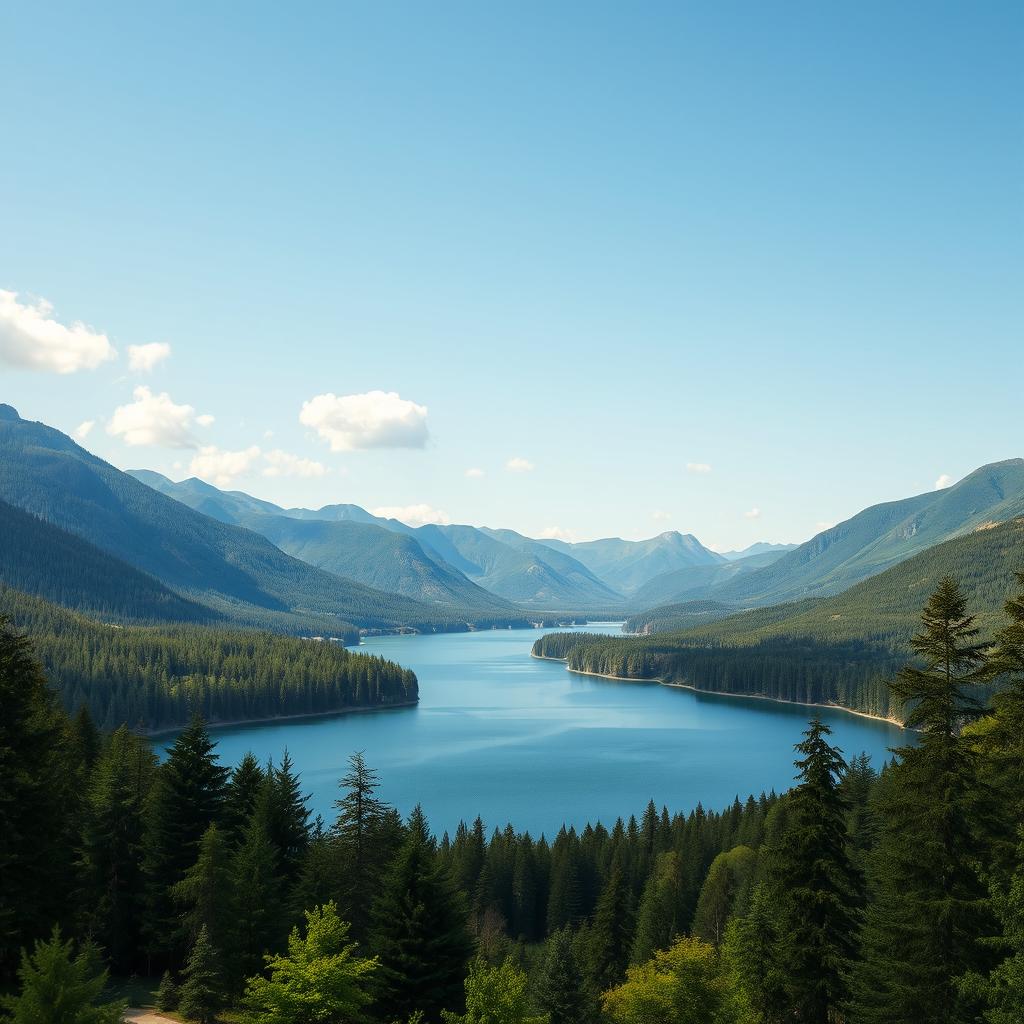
[179,925,223,1024]
[142,714,228,965]
[851,577,994,1024]
[331,751,390,939]
[0,927,125,1024]
[79,725,157,972]
[535,927,589,1024]
[630,852,684,964]
[0,619,77,981]
[369,806,473,1022]
[585,860,634,997]
[224,752,265,845]
[771,718,863,1023]
[233,814,286,983]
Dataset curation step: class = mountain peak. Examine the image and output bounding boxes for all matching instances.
[0,404,21,422]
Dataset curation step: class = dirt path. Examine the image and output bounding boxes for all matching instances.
[124,1009,178,1024]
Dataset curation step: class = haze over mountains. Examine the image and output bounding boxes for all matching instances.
[2,405,1023,642]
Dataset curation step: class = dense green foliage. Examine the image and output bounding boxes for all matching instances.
[539,518,1024,719]
[3,573,1023,1024]
[0,591,417,730]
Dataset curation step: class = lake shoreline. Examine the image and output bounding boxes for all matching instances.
[140,698,419,739]
[531,652,906,729]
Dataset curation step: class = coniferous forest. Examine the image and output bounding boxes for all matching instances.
[2,571,1023,1023]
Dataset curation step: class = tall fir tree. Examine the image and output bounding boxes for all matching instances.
[585,859,634,998]
[178,924,223,1024]
[0,619,78,981]
[79,725,157,972]
[369,806,473,1022]
[233,813,287,984]
[851,577,994,1024]
[534,927,589,1024]
[142,714,229,966]
[770,718,863,1023]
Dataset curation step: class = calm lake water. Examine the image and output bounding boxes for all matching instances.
[160,624,907,837]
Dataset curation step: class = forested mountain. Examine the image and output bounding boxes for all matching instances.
[131,471,622,609]
[0,408,515,633]
[623,599,738,634]
[537,531,724,594]
[0,499,217,625]
[630,548,789,609]
[0,585,417,730]
[538,517,1024,720]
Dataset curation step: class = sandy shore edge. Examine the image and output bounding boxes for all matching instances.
[531,652,905,729]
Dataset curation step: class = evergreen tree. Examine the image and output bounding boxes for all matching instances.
[723,882,787,1024]
[262,751,311,888]
[534,928,588,1024]
[179,925,224,1024]
[0,619,77,980]
[769,718,863,1023]
[691,847,756,948]
[241,903,377,1024]
[585,861,634,997]
[369,806,473,1022]
[224,753,265,844]
[631,852,684,965]
[233,814,286,983]
[851,577,994,1024]
[157,969,180,1012]
[142,714,228,965]
[172,823,237,987]
[79,725,156,972]
[0,927,125,1024]
[332,751,390,939]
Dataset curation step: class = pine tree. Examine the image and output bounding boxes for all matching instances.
[723,882,787,1024]
[0,927,125,1024]
[535,927,589,1024]
[157,969,180,1012]
[179,925,223,1024]
[264,751,311,887]
[770,718,863,1023]
[631,852,684,965]
[0,619,78,980]
[142,714,228,965]
[585,861,634,997]
[224,753,265,845]
[331,751,391,940]
[79,725,157,972]
[172,823,237,987]
[851,577,994,1024]
[233,814,286,983]
[369,806,473,1022]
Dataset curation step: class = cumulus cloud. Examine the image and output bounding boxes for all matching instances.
[686,462,712,474]
[0,290,117,373]
[74,420,95,440]
[300,391,429,451]
[107,387,203,448]
[935,473,954,489]
[263,449,328,479]
[189,445,262,486]
[372,504,451,527]
[539,526,575,542]
[465,467,485,478]
[506,457,534,473]
[196,414,216,427]
[745,507,762,519]
[651,509,671,522]
[127,342,171,372]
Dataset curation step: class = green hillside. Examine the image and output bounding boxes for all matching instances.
[536,517,1024,720]
[0,498,217,625]
[0,408,510,634]
[0,585,418,731]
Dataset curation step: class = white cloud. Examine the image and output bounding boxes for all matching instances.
[372,504,451,527]
[189,445,262,486]
[0,290,117,373]
[506,457,534,473]
[539,526,575,542]
[107,386,199,448]
[686,462,712,474]
[300,391,429,451]
[196,413,216,427]
[74,420,95,440]
[262,449,328,479]
[651,509,672,522]
[127,341,171,372]
[465,467,485,478]
[745,507,762,519]
[935,473,954,489]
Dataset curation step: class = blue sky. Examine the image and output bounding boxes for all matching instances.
[2,2,1021,549]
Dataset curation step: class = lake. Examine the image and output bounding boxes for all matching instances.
[163,624,908,837]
